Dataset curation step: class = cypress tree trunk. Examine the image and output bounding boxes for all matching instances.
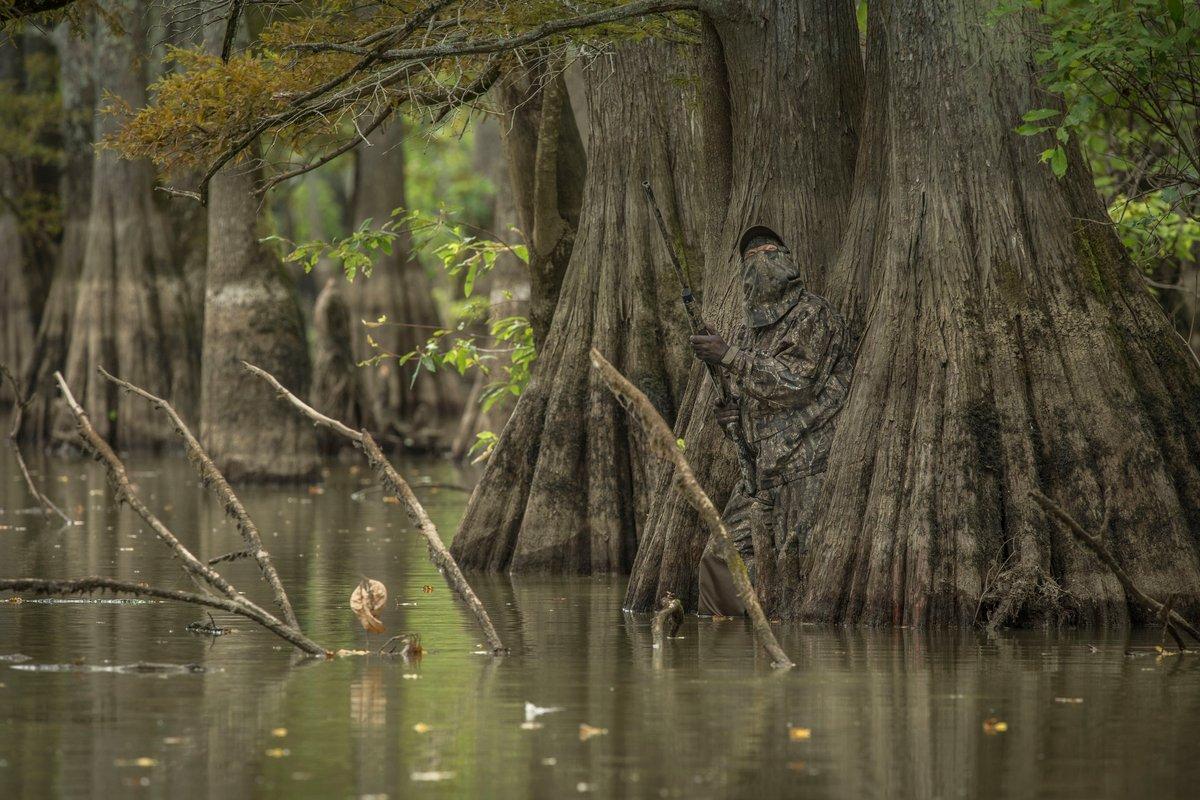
[494,63,587,348]
[197,19,318,481]
[55,0,198,449]
[311,277,373,452]
[18,20,92,440]
[624,0,864,608]
[348,122,462,448]
[199,156,319,480]
[450,41,702,573]
[0,34,35,402]
[799,0,1200,626]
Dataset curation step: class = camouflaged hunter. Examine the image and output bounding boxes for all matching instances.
[692,225,854,616]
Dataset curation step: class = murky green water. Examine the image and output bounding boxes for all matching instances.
[3,442,1200,799]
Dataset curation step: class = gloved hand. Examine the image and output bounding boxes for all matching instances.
[690,333,729,364]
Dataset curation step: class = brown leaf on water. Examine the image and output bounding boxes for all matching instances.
[982,717,1008,735]
[350,578,387,633]
[579,724,608,741]
[788,726,812,741]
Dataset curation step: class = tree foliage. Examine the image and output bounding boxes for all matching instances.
[1011,0,1199,278]
[109,0,697,200]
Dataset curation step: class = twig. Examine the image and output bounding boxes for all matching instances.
[1031,489,1200,644]
[50,371,327,656]
[652,594,684,649]
[97,366,300,630]
[0,577,319,654]
[220,0,245,62]
[0,363,74,525]
[1160,594,1186,653]
[589,349,794,669]
[242,361,507,654]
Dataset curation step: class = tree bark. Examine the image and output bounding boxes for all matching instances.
[199,155,319,480]
[54,0,199,449]
[450,40,702,573]
[17,19,92,441]
[310,276,374,451]
[494,62,587,348]
[0,34,36,403]
[348,121,462,449]
[625,0,864,609]
[798,0,1200,626]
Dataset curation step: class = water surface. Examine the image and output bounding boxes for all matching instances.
[2,442,1200,799]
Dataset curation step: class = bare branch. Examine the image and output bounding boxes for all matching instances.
[0,577,327,656]
[242,361,508,654]
[589,348,794,669]
[0,363,74,525]
[220,0,245,61]
[1031,489,1200,644]
[96,366,301,630]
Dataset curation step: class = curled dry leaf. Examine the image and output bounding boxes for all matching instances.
[351,578,388,633]
[579,724,608,741]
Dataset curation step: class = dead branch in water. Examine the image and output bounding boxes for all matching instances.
[7,372,330,657]
[589,349,794,669]
[242,360,507,654]
[0,363,74,525]
[0,577,317,652]
[652,594,684,649]
[1031,489,1200,644]
[97,366,300,629]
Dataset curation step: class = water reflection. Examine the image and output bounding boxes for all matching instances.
[3,443,1200,798]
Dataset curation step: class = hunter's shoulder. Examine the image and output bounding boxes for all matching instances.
[789,290,845,327]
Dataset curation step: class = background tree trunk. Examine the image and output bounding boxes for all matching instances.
[0,33,35,402]
[53,0,198,449]
[450,41,702,573]
[311,276,373,452]
[197,18,318,481]
[624,0,865,610]
[799,0,1200,626]
[348,121,462,449]
[18,20,92,441]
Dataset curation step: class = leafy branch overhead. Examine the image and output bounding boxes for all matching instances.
[108,0,702,201]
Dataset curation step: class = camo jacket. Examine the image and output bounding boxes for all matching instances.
[719,290,853,490]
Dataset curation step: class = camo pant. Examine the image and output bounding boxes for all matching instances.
[697,474,823,616]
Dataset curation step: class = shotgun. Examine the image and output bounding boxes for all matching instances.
[641,180,758,496]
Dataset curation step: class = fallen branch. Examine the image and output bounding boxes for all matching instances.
[0,363,73,525]
[46,371,327,657]
[242,360,507,654]
[0,577,316,653]
[1031,489,1200,644]
[652,594,683,649]
[98,366,300,630]
[589,349,794,669]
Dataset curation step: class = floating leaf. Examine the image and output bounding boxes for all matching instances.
[788,726,812,741]
[350,578,388,633]
[265,748,289,758]
[411,771,455,782]
[413,722,431,734]
[982,717,1008,735]
[525,702,563,722]
[271,728,288,737]
[579,724,608,741]
[1053,697,1083,705]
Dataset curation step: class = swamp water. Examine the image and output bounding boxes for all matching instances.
[3,445,1200,799]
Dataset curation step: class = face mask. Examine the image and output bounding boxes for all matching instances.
[742,248,804,327]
